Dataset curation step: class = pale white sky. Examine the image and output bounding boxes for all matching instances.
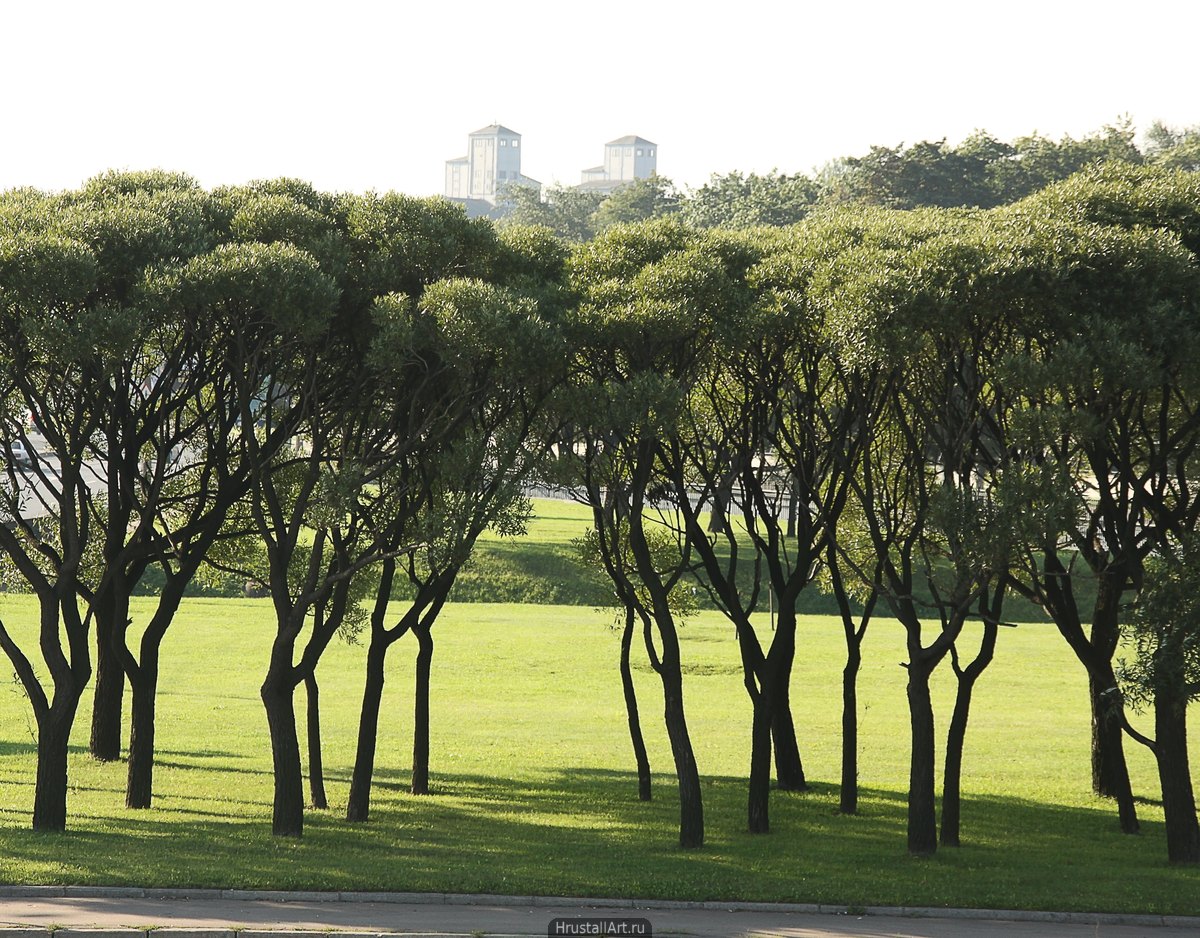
[2,0,1196,196]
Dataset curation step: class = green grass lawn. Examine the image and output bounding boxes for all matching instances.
[0,591,1196,913]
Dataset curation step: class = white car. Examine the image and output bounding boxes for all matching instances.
[7,440,33,470]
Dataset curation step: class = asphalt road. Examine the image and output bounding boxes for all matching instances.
[0,891,1195,938]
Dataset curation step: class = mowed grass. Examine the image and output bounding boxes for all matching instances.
[0,592,1197,913]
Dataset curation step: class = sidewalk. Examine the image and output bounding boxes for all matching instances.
[0,888,1197,938]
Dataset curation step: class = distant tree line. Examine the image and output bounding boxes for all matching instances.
[503,119,1200,239]
[1,158,1199,868]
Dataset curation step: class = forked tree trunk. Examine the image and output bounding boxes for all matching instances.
[305,672,327,810]
[620,607,651,801]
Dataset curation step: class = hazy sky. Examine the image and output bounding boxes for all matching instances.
[2,0,1196,196]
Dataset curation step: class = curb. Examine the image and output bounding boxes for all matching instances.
[0,886,1197,931]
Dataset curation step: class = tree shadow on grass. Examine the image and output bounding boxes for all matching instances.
[0,766,1193,915]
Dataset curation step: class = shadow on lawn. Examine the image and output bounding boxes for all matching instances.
[1,763,1189,915]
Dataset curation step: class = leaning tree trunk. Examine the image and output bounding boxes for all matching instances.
[906,662,939,857]
[620,606,652,802]
[1155,690,1200,864]
[769,615,806,792]
[261,671,304,837]
[305,672,327,810]
[347,638,388,822]
[411,620,434,796]
[89,593,125,762]
[940,671,977,847]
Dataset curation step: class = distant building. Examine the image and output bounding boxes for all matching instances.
[578,136,658,195]
[444,123,540,217]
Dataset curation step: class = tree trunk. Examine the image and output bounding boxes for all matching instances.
[840,641,861,815]
[906,664,938,857]
[1089,672,1140,834]
[347,638,388,823]
[411,621,433,796]
[661,668,704,848]
[125,659,159,809]
[261,674,304,837]
[620,607,651,802]
[940,672,976,847]
[1088,577,1140,833]
[769,653,806,792]
[305,672,327,810]
[1155,691,1200,864]
[89,595,125,762]
[33,711,73,832]
[748,693,772,833]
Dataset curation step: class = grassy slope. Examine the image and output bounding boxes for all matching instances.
[0,592,1195,912]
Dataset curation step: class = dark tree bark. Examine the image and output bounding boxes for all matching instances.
[769,639,806,792]
[305,672,327,810]
[620,606,652,801]
[347,637,389,823]
[1154,691,1200,863]
[261,672,305,837]
[411,620,434,796]
[662,667,704,848]
[33,710,74,832]
[906,662,939,857]
[89,595,125,762]
[125,655,159,809]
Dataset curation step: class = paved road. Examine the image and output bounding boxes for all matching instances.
[0,891,1195,938]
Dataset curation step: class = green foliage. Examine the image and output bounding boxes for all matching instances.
[682,170,817,229]
[590,176,679,233]
[1121,540,1200,710]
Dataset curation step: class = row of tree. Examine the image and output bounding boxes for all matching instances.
[1,162,1199,866]
[504,119,1200,239]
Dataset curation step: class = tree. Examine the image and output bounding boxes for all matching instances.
[0,191,106,830]
[681,171,817,229]
[499,183,604,242]
[1120,540,1200,864]
[1005,165,1200,834]
[590,176,679,233]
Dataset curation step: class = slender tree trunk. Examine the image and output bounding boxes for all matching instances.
[620,607,651,801]
[940,672,977,847]
[841,640,861,815]
[305,672,327,810]
[411,621,433,796]
[347,638,388,822]
[661,667,704,848]
[906,663,938,857]
[125,658,159,809]
[33,710,74,832]
[89,594,125,762]
[1155,691,1200,864]
[748,693,773,833]
[261,673,304,837]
